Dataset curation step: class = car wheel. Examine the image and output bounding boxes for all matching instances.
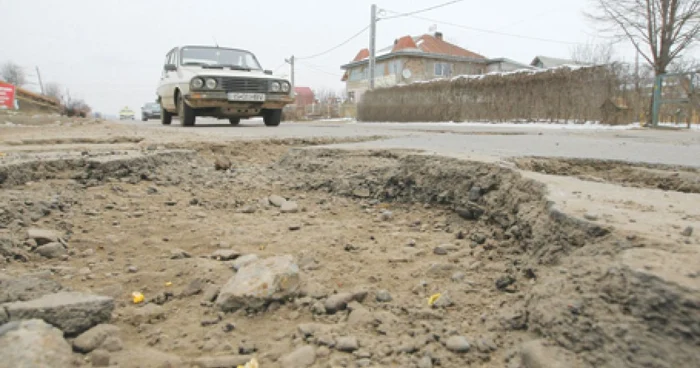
[263,109,282,127]
[229,118,241,125]
[178,95,196,127]
[161,109,172,125]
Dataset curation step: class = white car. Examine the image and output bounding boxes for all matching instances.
[156,45,293,127]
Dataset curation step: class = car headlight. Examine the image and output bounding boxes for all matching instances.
[191,78,204,89]
[281,82,291,93]
[205,78,217,89]
[270,81,281,92]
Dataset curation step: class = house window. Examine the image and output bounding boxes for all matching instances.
[434,62,452,77]
[349,68,367,81]
[388,60,403,75]
[348,91,356,103]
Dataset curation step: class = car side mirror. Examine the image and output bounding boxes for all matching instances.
[264,70,273,75]
[164,64,177,72]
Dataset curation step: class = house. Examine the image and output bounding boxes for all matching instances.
[530,55,580,69]
[341,32,488,102]
[487,58,537,73]
[293,87,315,106]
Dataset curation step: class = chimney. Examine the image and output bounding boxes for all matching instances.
[435,32,443,40]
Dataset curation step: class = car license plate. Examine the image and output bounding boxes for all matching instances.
[227,93,265,102]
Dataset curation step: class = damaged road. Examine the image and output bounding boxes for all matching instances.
[0,119,699,368]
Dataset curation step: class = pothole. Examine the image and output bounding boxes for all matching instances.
[0,144,697,368]
[513,156,700,194]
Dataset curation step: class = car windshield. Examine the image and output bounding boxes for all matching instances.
[146,103,159,109]
[180,47,262,70]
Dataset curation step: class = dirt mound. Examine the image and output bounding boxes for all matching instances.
[0,144,697,367]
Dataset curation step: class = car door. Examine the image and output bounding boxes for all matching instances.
[159,49,177,111]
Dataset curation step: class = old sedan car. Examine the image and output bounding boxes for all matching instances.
[156,45,293,127]
[119,106,135,120]
[141,102,161,121]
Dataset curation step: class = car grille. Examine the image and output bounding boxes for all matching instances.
[220,78,267,93]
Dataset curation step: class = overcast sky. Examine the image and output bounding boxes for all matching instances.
[2,0,684,116]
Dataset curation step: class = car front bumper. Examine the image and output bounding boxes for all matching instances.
[185,92,293,110]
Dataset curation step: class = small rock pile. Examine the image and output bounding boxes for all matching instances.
[0,275,116,367]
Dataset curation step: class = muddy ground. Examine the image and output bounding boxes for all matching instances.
[0,119,699,368]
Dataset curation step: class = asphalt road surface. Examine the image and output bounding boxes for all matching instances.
[126,118,700,168]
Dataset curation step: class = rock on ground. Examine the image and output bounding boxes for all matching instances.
[280,201,300,213]
[375,290,392,303]
[0,276,63,303]
[681,226,693,237]
[335,336,359,352]
[324,291,367,314]
[26,228,62,245]
[268,195,286,207]
[189,355,252,368]
[445,336,471,353]
[216,255,301,312]
[0,319,73,368]
[35,242,67,259]
[231,254,259,271]
[211,249,241,261]
[3,292,114,336]
[72,324,120,353]
[280,345,316,368]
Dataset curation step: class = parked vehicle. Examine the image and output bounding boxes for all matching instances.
[141,102,161,121]
[119,107,135,120]
[156,45,293,127]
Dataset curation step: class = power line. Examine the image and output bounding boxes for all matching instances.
[494,7,565,31]
[272,62,287,73]
[296,25,370,60]
[379,0,467,21]
[296,60,342,78]
[382,9,585,46]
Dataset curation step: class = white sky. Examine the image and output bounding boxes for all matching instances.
[3,0,693,116]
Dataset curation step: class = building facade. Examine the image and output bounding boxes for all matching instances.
[341,32,489,102]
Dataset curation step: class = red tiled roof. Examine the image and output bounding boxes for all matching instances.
[347,33,485,63]
[353,49,370,62]
[415,34,485,59]
[392,36,419,53]
[294,87,314,97]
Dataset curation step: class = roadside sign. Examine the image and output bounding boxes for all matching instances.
[0,82,16,109]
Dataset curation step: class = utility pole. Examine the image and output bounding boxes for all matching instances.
[285,55,295,96]
[35,66,45,95]
[369,4,377,90]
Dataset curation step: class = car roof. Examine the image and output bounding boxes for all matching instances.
[179,45,254,54]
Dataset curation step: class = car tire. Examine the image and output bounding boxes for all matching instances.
[263,109,282,127]
[161,108,172,125]
[178,95,196,127]
[229,118,241,125]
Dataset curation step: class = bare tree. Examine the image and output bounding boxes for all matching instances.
[668,56,700,73]
[589,0,700,76]
[1,62,27,86]
[570,42,616,65]
[43,82,63,101]
[313,88,339,104]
